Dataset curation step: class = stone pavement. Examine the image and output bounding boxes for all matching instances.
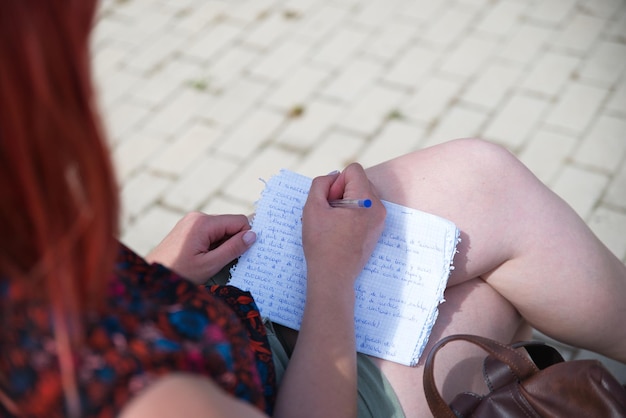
[93,0,626,380]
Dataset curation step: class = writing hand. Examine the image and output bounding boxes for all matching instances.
[146,212,256,285]
[302,164,386,294]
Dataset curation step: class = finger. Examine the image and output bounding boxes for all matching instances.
[307,172,341,206]
[202,230,256,274]
[331,163,372,200]
[202,214,251,244]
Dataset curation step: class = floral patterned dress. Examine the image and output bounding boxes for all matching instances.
[0,244,276,417]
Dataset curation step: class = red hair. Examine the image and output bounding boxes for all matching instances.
[0,0,119,414]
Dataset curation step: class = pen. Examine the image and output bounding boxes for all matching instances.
[329,198,372,208]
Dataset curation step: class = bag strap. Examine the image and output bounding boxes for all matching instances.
[423,334,540,418]
[481,341,565,391]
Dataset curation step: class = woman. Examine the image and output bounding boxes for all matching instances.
[1,1,624,417]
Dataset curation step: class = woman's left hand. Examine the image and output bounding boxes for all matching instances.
[146,212,256,284]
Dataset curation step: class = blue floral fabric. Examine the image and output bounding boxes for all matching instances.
[0,244,276,417]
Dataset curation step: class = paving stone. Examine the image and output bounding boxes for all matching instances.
[397,0,445,26]
[294,131,365,177]
[310,26,370,70]
[102,100,151,144]
[129,73,181,108]
[524,0,577,25]
[201,196,255,217]
[573,115,626,172]
[424,105,487,147]
[579,0,624,19]
[456,0,491,8]
[125,9,179,47]
[330,0,361,10]
[265,66,330,110]
[440,36,499,79]
[483,94,549,149]
[173,2,230,35]
[158,0,200,14]
[292,4,349,43]
[183,22,242,63]
[148,122,221,176]
[362,22,416,62]
[121,205,183,256]
[605,6,626,41]
[120,171,173,223]
[498,23,555,65]
[108,0,168,21]
[204,77,268,129]
[519,130,578,185]
[606,78,626,116]
[336,85,406,136]
[383,45,440,88]
[93,14,150,51]
[125,31,187,74]
[221,0,279,25]
[216,108,284,159]
[95,70,143,110]
[92,44,126,79]
[544,82,607,135]
[461,62,523,109]
[276,100,344,150]
[420,7,477,47]
[204,46,261,91]
[604,159,626,208]
[112,131,169,183]
[162,156,240,212]
[520,52,581,98]
[578,41,626,87]
[283,0,318,16]
[141,89,211,138]
[222,146,301,204]
[403,76,462,125]
[550,12,605,54]
[244,11,299,50]
[158,59,205,88]
[475,0,528,38]
[321,59,383,103]
[351,0,404,27]
[357,120,425,168]
[249,39,309,82]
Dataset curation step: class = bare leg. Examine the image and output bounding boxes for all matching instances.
[364,138,626,416]
[368,279,526,417]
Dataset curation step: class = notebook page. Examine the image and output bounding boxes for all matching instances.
[229,169,459,365]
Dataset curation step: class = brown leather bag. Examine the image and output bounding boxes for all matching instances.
[423,334,626,417]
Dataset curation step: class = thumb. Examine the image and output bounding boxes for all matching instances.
[204,230,256,272]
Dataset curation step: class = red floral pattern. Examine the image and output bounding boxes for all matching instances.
[0,244,276,417]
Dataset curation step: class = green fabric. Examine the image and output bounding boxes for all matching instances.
[265,320,406,418]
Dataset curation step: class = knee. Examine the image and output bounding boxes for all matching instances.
[445,138,516,165]
[442,138,527,180]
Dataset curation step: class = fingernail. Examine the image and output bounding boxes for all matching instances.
[327,170,340,176]
[243,230,256,245]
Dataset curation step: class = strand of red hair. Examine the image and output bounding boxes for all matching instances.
[0,1,119,416]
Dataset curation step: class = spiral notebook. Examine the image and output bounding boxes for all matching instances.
[229,169,460,366]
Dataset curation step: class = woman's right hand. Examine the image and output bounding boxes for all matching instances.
[301,164,386,296]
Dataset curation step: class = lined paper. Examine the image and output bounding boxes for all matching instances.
[229,170,459,365]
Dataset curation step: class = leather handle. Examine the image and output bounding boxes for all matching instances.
[423,334,540,417]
